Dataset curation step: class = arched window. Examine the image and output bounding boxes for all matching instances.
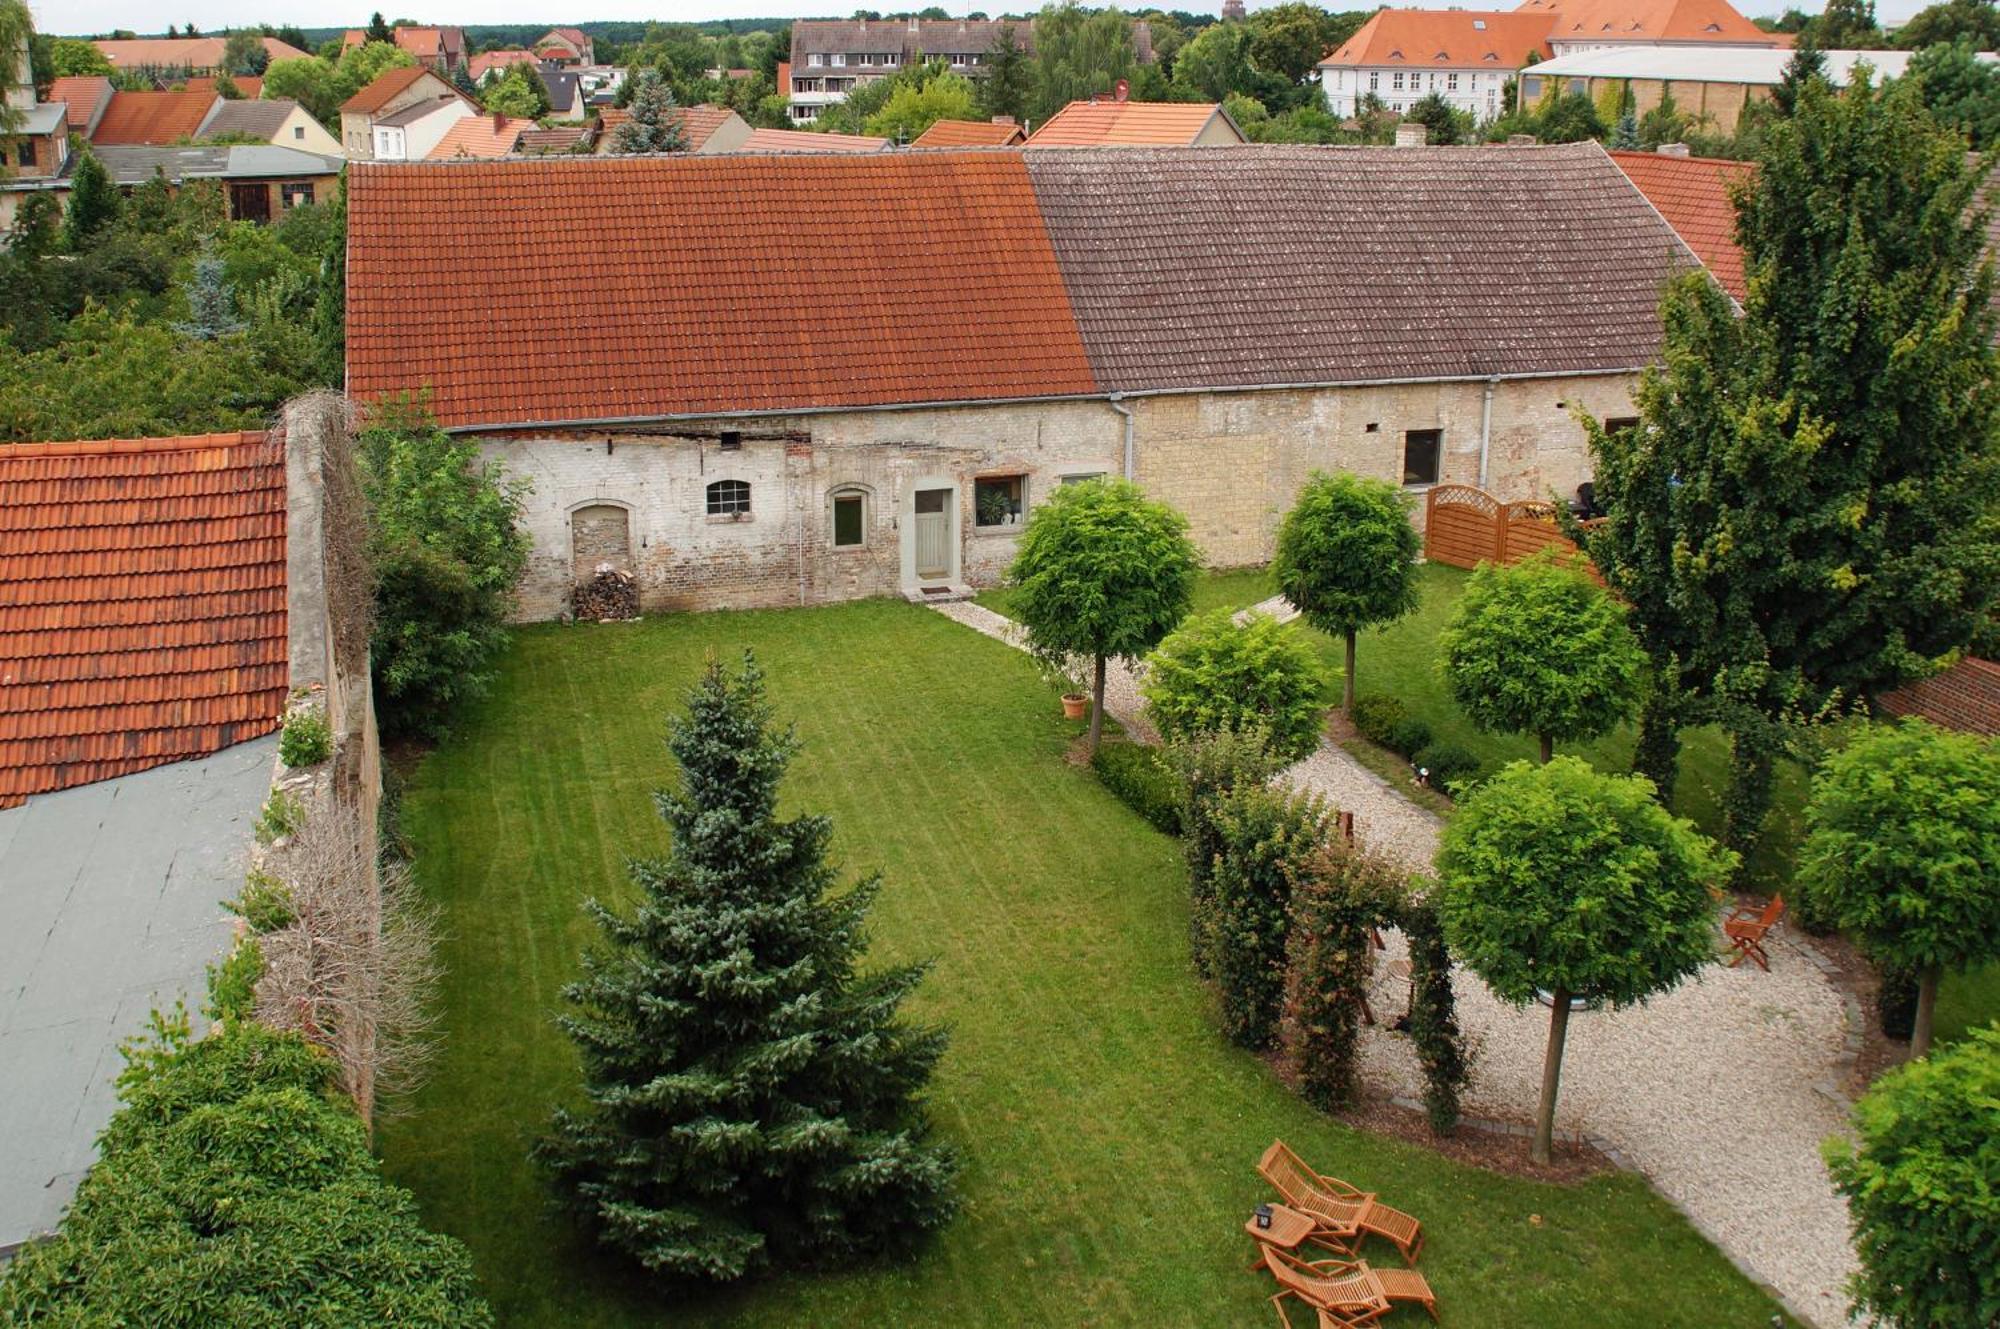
[706,479,751,516]
[829,485,868,548]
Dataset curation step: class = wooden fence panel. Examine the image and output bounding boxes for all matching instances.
[1425,486,1602,582]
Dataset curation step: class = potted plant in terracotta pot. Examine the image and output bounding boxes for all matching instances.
[1044,662,1089,721]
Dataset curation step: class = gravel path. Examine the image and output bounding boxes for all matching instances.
[927,598,1859,1327]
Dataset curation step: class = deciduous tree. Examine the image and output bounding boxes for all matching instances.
[1437,757,1731,1163]
[863,69,976,140]
[1143,608,1329,761]
[1272,471,1421,716]
[1032,0,1136,121]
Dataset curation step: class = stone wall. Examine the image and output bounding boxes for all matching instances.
[480,372,1639,619]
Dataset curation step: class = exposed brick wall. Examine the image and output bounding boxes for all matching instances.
[478,372,1639,619]
[1879,657,2000,735]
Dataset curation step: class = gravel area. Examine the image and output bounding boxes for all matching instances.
[928,598,1860,1327]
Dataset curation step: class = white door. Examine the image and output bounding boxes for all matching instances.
[914,488,951,580]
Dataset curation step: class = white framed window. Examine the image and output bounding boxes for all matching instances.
[1368,70,1378,90]
[829,52,845,66]
[973,475,1024,528]
[1446,72,1458,91]
[706,479,751,516]
[1391,71,1404,90]
[1059,473,1106,486]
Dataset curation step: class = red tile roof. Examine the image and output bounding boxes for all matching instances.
[468,49,537,80]
[346,153,1098,427]
[739,126,890,153]
[92,35,309,70]
[90,90,223,145]
[1519,0,1777,45]
[340,64,438,114]
[1318,10,1555,69]
[597,104,740,153]
[1610,149,1754,300]
[0,433,288,809]
[427,114,536,159]
[1880,657,2000,735]
[185,74,263,98]
[913,117,1025,147]
[1026,100,1237,146]
[45,76,114,131]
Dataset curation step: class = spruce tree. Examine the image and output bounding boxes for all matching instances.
[538,653,956,1283]
[175,250,244,340]
[611,69,689,152]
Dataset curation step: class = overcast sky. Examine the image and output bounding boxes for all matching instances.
[40,0,1936,45]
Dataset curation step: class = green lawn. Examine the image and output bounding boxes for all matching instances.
[381,599,1789,1327]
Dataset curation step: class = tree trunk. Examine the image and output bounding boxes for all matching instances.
[1538,733,1554,765]
[1633,687,1682,803]
[1912,965,1941,1060]
[1087,653,1107,757]
[1343,629,1357,715]
[1534,986,1572,1166]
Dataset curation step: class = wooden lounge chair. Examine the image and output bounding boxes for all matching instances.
[1258,1140,1426,1264]
[1260,1247,1440,1326]
[1724,895,1785,971]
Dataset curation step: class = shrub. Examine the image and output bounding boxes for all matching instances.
[1142,609,1329,761]
[1825,1025,2000,1328]
[1091,741,1181,835]
[203,936,263,1024]
[1399,891,1469,1134]
[1350,694,1408,748]
[254,788,304,844]
[227,866,295,933]
[0,1017,492,1326]
[1384,716,1433,759]
[1168,728,1279,978]
[279,704,333,767]
[1283,841,1404,1111]
[1210,781,1333,1049]
[1414,742,1482,796]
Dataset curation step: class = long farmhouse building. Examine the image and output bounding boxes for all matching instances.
[344,143,1696,619]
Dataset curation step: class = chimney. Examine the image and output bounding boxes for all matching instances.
[1656,142,1691,157]
[1506,132,1535,145]
[1394,121,1427,148]
[1114,77,1129,102]
[907,15,919,32]
[493,110,507,130]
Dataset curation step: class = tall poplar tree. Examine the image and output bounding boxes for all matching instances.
[539,653,956,1283]
[1583,72,2000,861]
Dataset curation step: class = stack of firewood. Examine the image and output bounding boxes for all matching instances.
[570,565,640,621]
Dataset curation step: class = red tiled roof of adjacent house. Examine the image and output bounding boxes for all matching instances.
[346,152,1098,427]
[913,117,1025,147]
[739,126,890,153]
[469,49,537,80]
[776,59,790,91]
[1879,657,2000,734]
[516,125,592,154]
[427,114,536,159]
[92,35,309,70]
[0,432,288,809]
[1609,149,1754,299]
[46,76,114,131]
[340,64,436,114]
[1517,0,1777,44]
[90,90,222,145]
[599,104,740,152]
[1318,9,1554,68]
[185,74,263,98]
[1025,100,1236,146]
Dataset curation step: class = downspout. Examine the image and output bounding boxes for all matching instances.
[1108,393,1135,481]
[1477,375,1498,491]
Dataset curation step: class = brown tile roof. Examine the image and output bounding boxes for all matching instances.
[739,126,891,153]
[597,104,739,153]
[340,64,434,114]
[92,35,309,71]
[185,74,262,98]
[1609,149,1754,300]
[913,117,1025,147]
[1318,9,1554,68]
[0,432,287,809]
[199,97,300,142]
[1023,142,1690,391]
[90,90,223,145]
[1025,100,1234,146]
[1880,657,2000,734]
[427,114,536,159]
[346,153,1098,427]
[516,125,592,155]
[45,76,114,131]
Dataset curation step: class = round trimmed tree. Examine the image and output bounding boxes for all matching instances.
[1439,552,1645,765]
[1798,719,2000,1056]
[1142,609,1329,761]
[1007,478,1199,757]
[1273,472,1421,715]
[1437,756,1733,1163]
[1825,1025,2000,1328]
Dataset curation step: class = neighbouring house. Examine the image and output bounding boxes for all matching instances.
[575,64,624,105]
[739,126,893,153]
[1880,657,2000,735]
[344,143,1696,616]
[468,49,537,83]
[535,27,596,66]
[539,66,589,121]
[184,74,263,98]
[594,103,752,154]
[0,404,375,1260]
[1520,0,1781,58]
[198,97,345,157]
[1025,96,1245,146]
[786,15,1154,123]
[91,34,310,79]
[372,97,477,161]
[88,89,222,145]
[44,75,115,137]
[515,124,594,155]
[341,25,468,73]
[0,102,71,227]
[1608,147,1755,298]
[426,113,538,159]
[339,65,472,159]
[1520,46,1969,136]
[89,144,343,221]
[912,116,1025,147]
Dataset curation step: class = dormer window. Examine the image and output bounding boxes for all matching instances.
[1473,17,1486,28]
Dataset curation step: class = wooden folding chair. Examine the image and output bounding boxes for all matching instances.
[1723,895,1785,971]
[1261,1247,1441,1326]
[1258,1140,1426,1263]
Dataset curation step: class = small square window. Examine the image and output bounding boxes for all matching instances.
[706,479,750,515]
[832,493,864,547]
[719,431,741,452]
[1604,416,1640,435]
[293,125,305,139]
[974,475,1023,527]
[1402,430,1442,487]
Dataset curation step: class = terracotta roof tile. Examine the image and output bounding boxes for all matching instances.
[185,74,264,98]
[90,90,221,145]
[469,50,537,80]
[1609,150,1753,300]
[913,117,1025,147]
[427,115,537,159]
[597,104,739,153]
[1024,142,1690,390]
[1026,100,1231,146]
[1519,0,1776,44]
[340,65,434,114]
[92,35,309,70]
[516,125,592,154]
[46,76,114,131]
[739,126,890,153]
[1318,10,1554,68]
[346,152,1099,427]
[0,433,287,808]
